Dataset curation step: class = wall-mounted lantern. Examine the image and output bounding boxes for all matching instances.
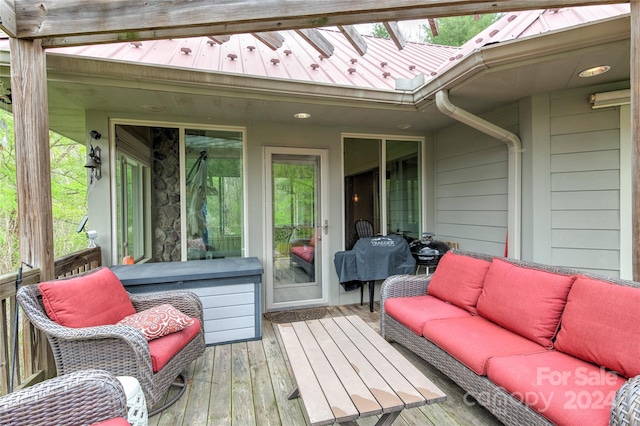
[85,130,102,184]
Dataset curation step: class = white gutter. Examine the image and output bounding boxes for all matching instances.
[435,89,522,259]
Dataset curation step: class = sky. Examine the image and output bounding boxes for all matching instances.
[357,20,428,42]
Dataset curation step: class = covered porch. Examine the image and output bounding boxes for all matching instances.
[0,1,639,424]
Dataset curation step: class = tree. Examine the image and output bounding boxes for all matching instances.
[0,109,88,274]
[371,23,390,39]
[422,14,501,47]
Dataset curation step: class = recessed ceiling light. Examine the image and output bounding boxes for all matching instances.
[397,123,412,130]
[578,65,611,78]
[294,112,311,119]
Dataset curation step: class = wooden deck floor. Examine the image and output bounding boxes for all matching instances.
[149,303,502,426]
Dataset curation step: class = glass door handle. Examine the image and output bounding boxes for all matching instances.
[322,220,329,235]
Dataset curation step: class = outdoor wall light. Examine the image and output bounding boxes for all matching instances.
[85,130,102,184]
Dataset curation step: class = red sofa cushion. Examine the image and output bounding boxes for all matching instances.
[487,351,626,426]
[427,251,491,314]
[291,246,314,263]
[555,276,640,378]
[476,259,575,348]
[148,319,201,372]
[422,316,546,375]
[91,418,131,426]
[39,268,136,328]
[384,295,471,335]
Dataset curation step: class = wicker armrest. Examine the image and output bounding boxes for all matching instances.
[380,274,431,301]
[611,376,640,425]
[129,290,204,325]
[0,369,128,426]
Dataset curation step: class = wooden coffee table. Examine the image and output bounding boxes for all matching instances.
[277,315,446,426]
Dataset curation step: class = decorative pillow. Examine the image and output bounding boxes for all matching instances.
[39,268,136,328]
[118,304,195,341]
[555,276,640,378]
[476,258,575,349]
[427,251,492,314]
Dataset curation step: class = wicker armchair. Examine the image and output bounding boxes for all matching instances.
[0,369,128,426]
[16,276,206,415]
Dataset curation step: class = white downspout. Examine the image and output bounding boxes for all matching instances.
[435,90,522,259]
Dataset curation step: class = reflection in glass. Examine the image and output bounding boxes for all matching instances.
[386,140,420,241]
[185,129,244,260]
[271,154,321,303]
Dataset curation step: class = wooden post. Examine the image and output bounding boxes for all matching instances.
[632,0,640,281]
[9,38,56,379]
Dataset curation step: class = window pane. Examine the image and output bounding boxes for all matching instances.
[185,129,244,260]
[343,137,380,248]
[116,154,148,263]
[386,140,421,241]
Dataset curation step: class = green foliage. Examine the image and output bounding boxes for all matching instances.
[422,14,501,46]
[0,109,87,274]
[371,23,390,39]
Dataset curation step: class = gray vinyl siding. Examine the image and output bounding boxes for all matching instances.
[549,89,621,276]
[434,104,517,256]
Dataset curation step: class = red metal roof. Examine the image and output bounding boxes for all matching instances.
[3,5,630,91]
[435,4,630,76]
[52,30,457,90]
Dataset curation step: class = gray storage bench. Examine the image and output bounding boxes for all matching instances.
[111,257,263,345]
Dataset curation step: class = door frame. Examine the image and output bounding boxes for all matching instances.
[264,146,330,311]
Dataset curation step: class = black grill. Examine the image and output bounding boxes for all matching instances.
[409,233,450,271]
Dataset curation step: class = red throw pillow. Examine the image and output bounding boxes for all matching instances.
[555,276,640,378]
[427,251,491,313]
[118,304,195,341]
[476,258,575,349]
[39,268,136,328]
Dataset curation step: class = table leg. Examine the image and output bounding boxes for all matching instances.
[368,280,374,312]
[338,410,401,426]
[375,410,402,425]
[287,386,299,400]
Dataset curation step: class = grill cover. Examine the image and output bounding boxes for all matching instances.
[334,234,416,284]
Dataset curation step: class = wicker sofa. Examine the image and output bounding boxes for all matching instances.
[380,250,640,426]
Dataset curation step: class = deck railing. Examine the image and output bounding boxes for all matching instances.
[0,246,102,396]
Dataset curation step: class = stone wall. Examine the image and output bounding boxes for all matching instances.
[151,127,181,262]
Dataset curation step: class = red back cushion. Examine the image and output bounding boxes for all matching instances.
[427,252,491,313]
[39,268,136,328]
[555,276,640,378]
[476,258,575,348]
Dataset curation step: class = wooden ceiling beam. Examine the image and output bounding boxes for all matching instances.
[206,35,231,45]
[428,18,439,37]
[383,21,406,50]
[251,32,285,50]
[4,0,621,47]
[338,25,368,56]
[295,28,334,58]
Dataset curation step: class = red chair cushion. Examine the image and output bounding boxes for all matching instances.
[555,276,640,378]
[422,316,546,375]
[148,319,201,372]
[291,246,314,263]
[91,418,131,426]
[426,252,491,314]
[487,351,626,426]
[118,304,195,341]
[384,295,471,336]
[476,259,575,348]
[39,268,136,328]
